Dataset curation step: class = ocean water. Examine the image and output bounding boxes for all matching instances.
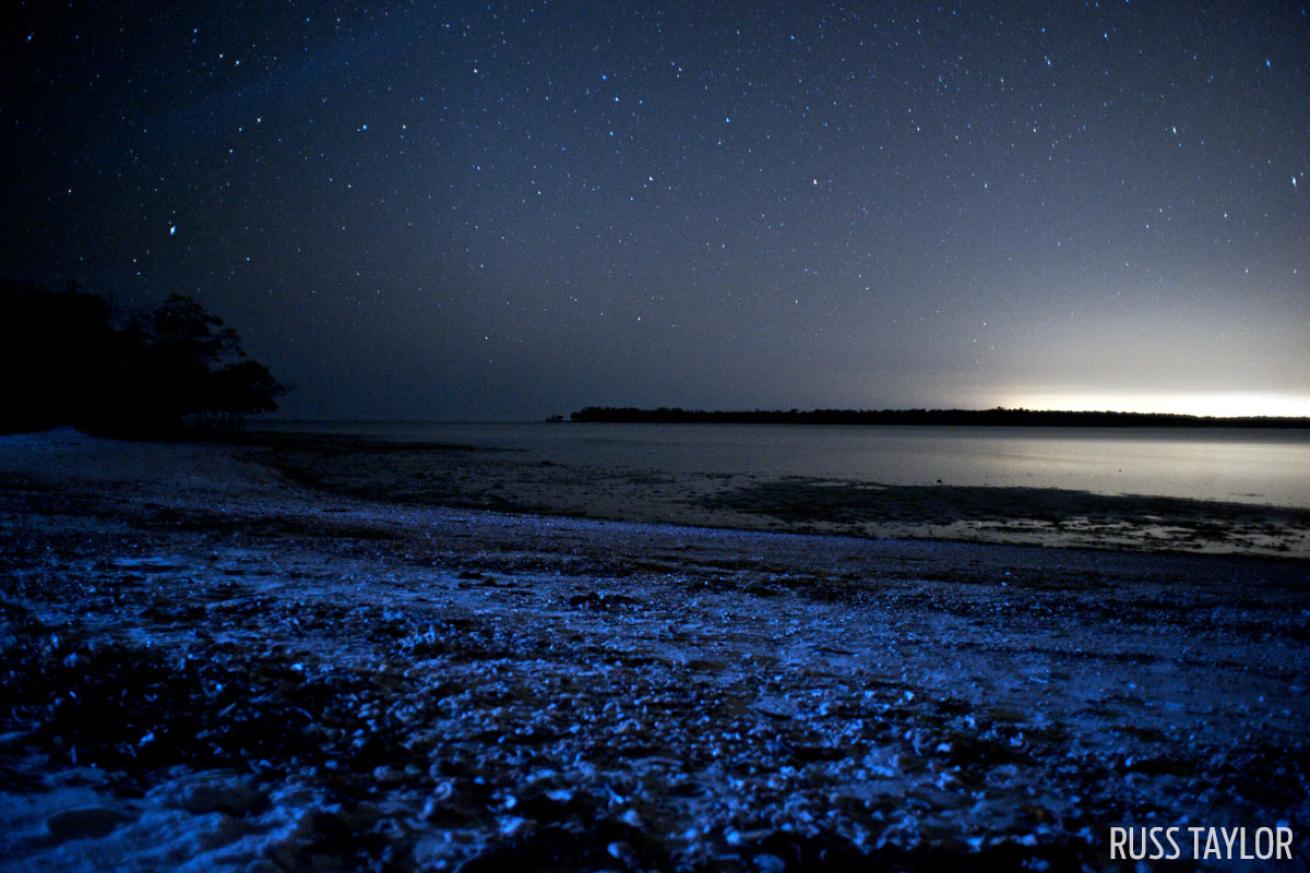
[260,421,1310,508]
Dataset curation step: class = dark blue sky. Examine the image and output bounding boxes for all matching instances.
[6,2,1308,418]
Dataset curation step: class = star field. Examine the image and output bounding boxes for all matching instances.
[5,1,1308,417]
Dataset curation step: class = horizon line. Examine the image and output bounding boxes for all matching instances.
[258,406,1310,425]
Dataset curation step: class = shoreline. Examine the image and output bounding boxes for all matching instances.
[241,429,1310,559]
[565,407,1310,429]
[1,431,1307,870]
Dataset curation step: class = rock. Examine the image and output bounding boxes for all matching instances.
[179,780,266,817]
[262,809,350,870]
[154,771,267,817]
[568,591,640,610]
[607,840,638,865]
[46,806,130,841]
[242,862,282,873]
[372,765,403,783]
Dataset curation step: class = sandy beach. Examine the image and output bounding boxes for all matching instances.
[1,430,1308,870]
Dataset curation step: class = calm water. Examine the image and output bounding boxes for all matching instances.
[261,421,1310,508]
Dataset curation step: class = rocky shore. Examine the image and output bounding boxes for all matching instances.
[1,431,1307,870]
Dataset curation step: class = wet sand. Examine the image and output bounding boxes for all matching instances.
[254,432,1310,558]
[0,431,1307,870]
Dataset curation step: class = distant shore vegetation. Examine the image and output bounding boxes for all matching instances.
[567,406,1310,429]
[1,279,285,437]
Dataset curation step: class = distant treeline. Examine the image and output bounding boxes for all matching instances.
[568,406,1310,429]
[1,279,285,436]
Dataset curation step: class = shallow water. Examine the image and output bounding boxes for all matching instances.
[260,421,1310,508]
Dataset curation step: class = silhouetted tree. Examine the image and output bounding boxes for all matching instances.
[0,280,286,435]
[128,294,259,429]
[1,280,116,432]
[205,360,283,423]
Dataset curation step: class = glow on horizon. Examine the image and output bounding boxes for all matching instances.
[995,392,1310,418]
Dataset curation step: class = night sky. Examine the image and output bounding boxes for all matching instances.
[6,2,1309,419]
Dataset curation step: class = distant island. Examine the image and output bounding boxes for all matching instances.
[566,406,1310,429]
